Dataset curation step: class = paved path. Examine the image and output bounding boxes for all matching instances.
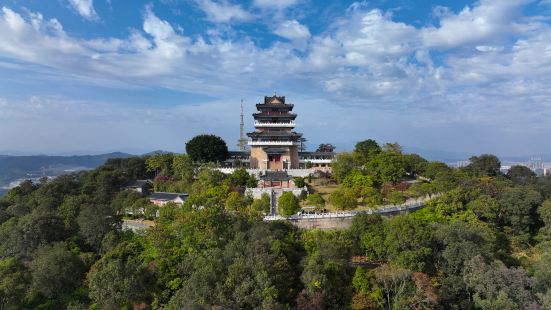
[122,219,154,232]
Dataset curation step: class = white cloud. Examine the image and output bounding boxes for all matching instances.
[336,9,419,62]
[274,20,310,40]
[422,0,529,49]
[195,0,252,23]
[445,24,551,89]
[306,8,420,73]
[0,6,308,96]
[2,3,551,154]
[67,0,98,20]
[0,7,87,63]
[475,45,504,52]
[1,3,547,107]
[303,8,427,101]
[143,9,176,40]
[253,0,299,9]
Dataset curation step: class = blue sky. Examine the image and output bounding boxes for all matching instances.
[1,0,551,157]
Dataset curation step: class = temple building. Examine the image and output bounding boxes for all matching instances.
[247,95,302,170]
[224,94,335,173]
[258,171,295,188]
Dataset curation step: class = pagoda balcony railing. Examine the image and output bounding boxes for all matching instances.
[254,121,295,127]
[261,111,289,115]
[299,159,333,164]
[253,112,297,117]
[248,140,298,146]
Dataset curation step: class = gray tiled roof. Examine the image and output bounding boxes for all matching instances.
[264,95,286,104]
[149,192,189,201]
[253,113,297,118]
[260,171,292,181]
[125,179,152,188]
[248,131,302,137]
[299,151,336,156]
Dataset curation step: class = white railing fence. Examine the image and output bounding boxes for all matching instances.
[248,141,297,146]
[254,121,295,127]
[264,193,440,221]
[216,168,315,177]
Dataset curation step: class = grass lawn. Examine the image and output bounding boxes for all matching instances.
[303,181,337,210]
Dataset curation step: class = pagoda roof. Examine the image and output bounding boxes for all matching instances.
[264,95,286,104]
[228,151,248,156]
[247,131,302,138]
[256,103,294,110]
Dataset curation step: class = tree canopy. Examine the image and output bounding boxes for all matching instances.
[354,139,381,162]
[0,140,550,309]
[466,154,501,177]
[185,134,229,163]
[278,192,300,217]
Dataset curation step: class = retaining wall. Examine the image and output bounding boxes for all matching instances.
[286,207,420,230]
[216,168,315,177]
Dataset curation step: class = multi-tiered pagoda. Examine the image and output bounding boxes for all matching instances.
[247,95,302,170]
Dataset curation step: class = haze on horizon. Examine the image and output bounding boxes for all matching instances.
[1,0,551,157]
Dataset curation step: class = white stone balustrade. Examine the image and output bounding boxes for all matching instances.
[264,193,441,221]
[254,121,295,127]
[248,140,297,146]
[299,159,332,164]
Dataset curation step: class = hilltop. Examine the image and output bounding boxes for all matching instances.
[1,136,551,309]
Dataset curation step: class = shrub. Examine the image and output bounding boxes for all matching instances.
[330,189,357,210]
[278,192,300,217]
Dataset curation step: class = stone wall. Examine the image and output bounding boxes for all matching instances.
[289,217,355,230]
[271,194,440,230]
[216,168,316,177]
[250,147,265,169]
[289,145,299,169]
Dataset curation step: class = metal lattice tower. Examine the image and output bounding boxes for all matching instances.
[237,99,247,151]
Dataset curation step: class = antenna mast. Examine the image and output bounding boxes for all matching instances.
[238,99,246,151]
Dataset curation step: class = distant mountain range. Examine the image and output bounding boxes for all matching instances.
[404,146,551,163]
[403,146,472,162]
[0,152,132,195]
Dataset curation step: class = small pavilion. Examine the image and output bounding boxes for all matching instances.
[258,171,295,188]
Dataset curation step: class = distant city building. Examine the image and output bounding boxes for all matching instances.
[451,160,470,168]
[528,157,544,170]
[500,165,511,174]
[500,157,549,175]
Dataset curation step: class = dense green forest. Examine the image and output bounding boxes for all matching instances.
[1,139,551,309]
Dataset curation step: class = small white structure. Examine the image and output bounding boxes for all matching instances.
[149,192,189,206]
[216,168,315,178]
